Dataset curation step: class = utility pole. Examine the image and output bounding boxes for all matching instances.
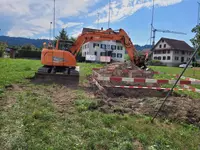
[97,12,100,29]
[53,0,56,40]
[49,22,52,41]
[193,2,200,76]
[198,2,200,25]
[150,0,155,46]
[108,0,111,29]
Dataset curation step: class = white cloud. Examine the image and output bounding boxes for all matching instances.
[71,29,82,38]
[0,0,99,37]
[39,36,49,40]
[89,0,183,23]
[60,22,84,29]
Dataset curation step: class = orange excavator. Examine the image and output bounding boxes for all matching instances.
[35,28,148,85]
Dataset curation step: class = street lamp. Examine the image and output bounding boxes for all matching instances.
[50,22,52,41]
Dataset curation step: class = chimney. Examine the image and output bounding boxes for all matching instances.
[101,27,103,30]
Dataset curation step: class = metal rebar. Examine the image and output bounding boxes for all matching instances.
[151,46,200,122]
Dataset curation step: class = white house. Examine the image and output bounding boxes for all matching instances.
[152,38,194,67]
[81,28,125,62]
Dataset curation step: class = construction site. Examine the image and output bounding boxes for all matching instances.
[0,0,200,149]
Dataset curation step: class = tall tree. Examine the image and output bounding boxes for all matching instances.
[190,25,200,56]
[56,29,68,40]
[70,37,77,43]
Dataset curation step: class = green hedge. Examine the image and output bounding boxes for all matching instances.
[148,60,165,66]
[16,49,86,62]
[16,50,41,59]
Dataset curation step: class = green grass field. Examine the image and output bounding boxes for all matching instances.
[0,58,200,150]
[151,66,200,80]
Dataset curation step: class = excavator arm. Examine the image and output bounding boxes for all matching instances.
[69,28,137,62]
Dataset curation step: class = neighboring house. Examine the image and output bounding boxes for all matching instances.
[81,28,125,62]
[152,38,194,67]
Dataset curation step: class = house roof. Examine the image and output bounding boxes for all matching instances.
[82,28,101,33]
[153,37,194,51]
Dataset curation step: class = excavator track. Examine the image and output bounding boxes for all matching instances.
[31,66,79,87]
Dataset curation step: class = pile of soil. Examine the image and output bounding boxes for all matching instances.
[95,96,200,126]
[96,62,154,78]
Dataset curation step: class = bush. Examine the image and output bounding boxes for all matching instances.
[0,46,5,57]
[192,61,200,67]
[0,50,3,57]
[76,52,85,62]
[16,50,41,59]
[124,54,130,61]
[148,60,165,66]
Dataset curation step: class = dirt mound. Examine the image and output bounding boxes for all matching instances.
[95,96,200,126]
[96,61,154,78]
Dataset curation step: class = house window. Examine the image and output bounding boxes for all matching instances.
[163,56,166,60]
[154,57,157,60]
[164,44,166,48]
[101,44,106,49]
[112,53,116,57]
[154,51,157,54]
[182,51,185,55]
[167,50,170,54]
[117,53,122,58]
[163,50,166,54]
[94,51,97,56]
[175,50,179,54]
[117,46,123,50]
[111,45,116,50]
[167,56,171,60]
[100,52,106,56]
[158,56,161,60]
[159,45,162,48]
[162,39,164,43]
[93,43,99,48]
[106,45,110,50]
[175,57,179,61]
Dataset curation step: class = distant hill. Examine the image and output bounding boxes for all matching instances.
[0,36,152,50]
[0,36,49,48]
[134,44,152,51]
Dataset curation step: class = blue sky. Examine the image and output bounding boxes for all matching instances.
[0,0,197,46]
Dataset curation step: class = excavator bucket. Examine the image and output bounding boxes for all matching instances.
[31,66,80,87]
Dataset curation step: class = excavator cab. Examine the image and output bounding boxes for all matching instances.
[57,40,74,51]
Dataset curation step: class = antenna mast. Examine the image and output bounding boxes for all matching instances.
[150,0,155,46]
[108,0,111,29]
[53,0,56,39]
